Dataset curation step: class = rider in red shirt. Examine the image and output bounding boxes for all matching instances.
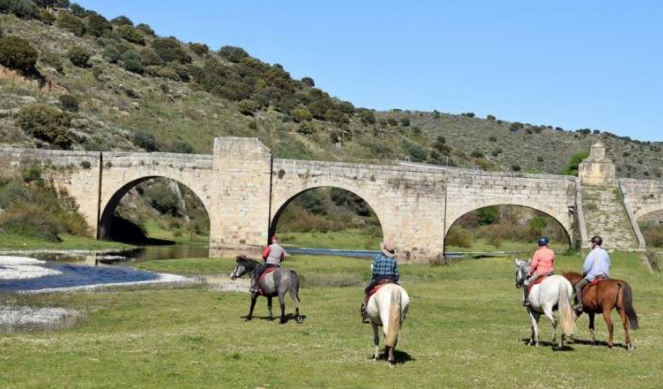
[523,237,555,306]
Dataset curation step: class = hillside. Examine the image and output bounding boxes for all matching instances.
[0,2,662,180]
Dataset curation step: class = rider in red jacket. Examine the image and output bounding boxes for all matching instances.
[523,237,555,306]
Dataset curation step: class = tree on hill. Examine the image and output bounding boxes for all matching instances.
[111,15,133,26]
[56,11,86,36]
[67,45,91,67]
[18,104,71,148]
[116,25,145,45]
[301,77,315,87]
[86,13,112,37]
[218,45,249,63]
[152,37,191,64]
[0,36,39,73]
[563,151,590,176]
[0,0,40,19]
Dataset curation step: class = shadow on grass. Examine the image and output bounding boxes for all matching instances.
[570,337,628,350]
[520,338,575,351]
[241,313,306,324]
[373,349,416,365]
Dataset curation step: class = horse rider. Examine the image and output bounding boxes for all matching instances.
[574,235,611,311]
[360,240,399,322]
[250,235,286,294]
[522,237,556,306]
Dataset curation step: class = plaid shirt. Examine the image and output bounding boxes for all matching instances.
[371,253,399,281]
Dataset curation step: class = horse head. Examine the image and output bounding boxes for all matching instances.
[514,259,530,289]
[230,255,259,280]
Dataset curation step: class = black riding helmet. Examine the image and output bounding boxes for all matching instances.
[538,237,549,247]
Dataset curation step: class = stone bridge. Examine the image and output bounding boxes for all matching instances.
[0,138,656,262]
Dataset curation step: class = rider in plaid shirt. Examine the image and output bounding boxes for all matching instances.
[360,240,399,322]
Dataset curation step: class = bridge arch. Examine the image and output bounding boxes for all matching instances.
[98,175,211,241]
[444,200,573,247]
[270,185,386,245]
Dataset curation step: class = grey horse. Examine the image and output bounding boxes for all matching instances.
[230,256,304,324]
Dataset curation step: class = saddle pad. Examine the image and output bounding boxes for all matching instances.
[590,276,607,286]
[258,266,278,296]
[527,276,547,293]
[364,282,393,304]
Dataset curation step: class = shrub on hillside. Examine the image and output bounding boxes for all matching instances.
[56,11,86,36]
[144,182,180,216]
[357,108,376,125]
[116,25,145,45]
[132,131,158,151]
[139,47,163,66]
[406,143,427,162]
[67,45,91,67]
[121,50,144,73]
[301,77,315,87]
[58,94,79,112]
[170,140,194,154]
[110,15,133,26]
[86,12,112,37]
[297,121,316,135]
[38,8,55,24]
[18,104,71,148]
[39,50,62,72]
[189,43,209,56]
[400,117,410,127]
[0,36,38,73]
[69,2,86,17]
[0,0,39,19]
[218,45,249,63]
[152,37,191,63]
[238,99,259,116]
[102,45,120,63]
[136,23,155,36]
[0,201,62,241]
[291,106,313,123]
[562,151,590,176]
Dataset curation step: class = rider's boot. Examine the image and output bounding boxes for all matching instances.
[573,295,583,311]
[360,303,369,323]
[522,290,531,306]
[249,274,259,294]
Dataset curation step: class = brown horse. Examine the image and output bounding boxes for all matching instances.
[563,272,639,350]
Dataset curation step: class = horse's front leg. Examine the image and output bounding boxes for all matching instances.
[542,307,558,348]
[278,291,287,324]
[387,346,395,368]
[602,308,614,348]
[528,309,541,347]
[588,313,596,344]
[245,293,258,321]
[267,296,274,320]
[372,322,380,361]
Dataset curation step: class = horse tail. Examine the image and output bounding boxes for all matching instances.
[621,281,639,330]
[385,287,401,348]
[289,270,301,308]
[558,280,576,336]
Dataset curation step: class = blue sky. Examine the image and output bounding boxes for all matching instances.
[79,1,663,141]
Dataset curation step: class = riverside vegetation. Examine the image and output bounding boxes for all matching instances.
[0,251,659,388]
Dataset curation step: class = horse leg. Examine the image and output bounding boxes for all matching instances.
[602,307,614,348]
[528,310,541,347]
[372,322,380,361]
[387,345,395,368]
[245,294,258,321]
[289,286,303,324]
[267,296,274,320]
[617,307,632,350]
[588,313,596,344]
[278,291,287,324]
[543,307,558,349]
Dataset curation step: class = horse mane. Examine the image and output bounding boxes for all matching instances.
[236,255,261,271]
[562,271,583,283]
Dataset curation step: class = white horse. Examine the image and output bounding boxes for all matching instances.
[515,259,575,348]
[366,283,410,367]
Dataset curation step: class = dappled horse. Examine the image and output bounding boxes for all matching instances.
[563,272,638,350]
[230,256,303,324]
[515,259,575,348]
[366,283,410,368]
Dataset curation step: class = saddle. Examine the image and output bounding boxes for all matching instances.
[527,276,548,294]
[258,266,278,296]
[589,276,607,286]
[364,279,396,304]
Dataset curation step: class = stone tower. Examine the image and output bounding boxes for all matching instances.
[578,142,616,187]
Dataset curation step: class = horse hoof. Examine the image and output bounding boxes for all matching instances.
[388,362,395,369]
[607,343,613,349]
[280,319,287,324]
[244,317,252,322]
[296,316,304,324]
[627,343,635,351]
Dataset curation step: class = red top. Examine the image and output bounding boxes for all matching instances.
[529,246,555,276]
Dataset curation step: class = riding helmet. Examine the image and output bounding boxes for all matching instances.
[538,237,550,247]
[590,236,603,246]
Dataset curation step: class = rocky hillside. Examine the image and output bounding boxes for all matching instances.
[0,2,661,179]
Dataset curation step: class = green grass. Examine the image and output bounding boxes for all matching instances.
[446,238,571,253]
[1,252,661,388]
[0,233,132,251]
[142,218,209,245]
[279,229,382,250]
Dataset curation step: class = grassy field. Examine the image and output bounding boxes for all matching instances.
[279,229,382,250]
[0,251,661,388]
[0,233,132,251]
[446,238,572,253]
[142,219,210,245]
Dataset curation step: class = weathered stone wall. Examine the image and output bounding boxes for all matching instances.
[0,137,588,262]
[621,178,663,221]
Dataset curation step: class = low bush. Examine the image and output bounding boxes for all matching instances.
[0,36,39,73]
[67,45,91,67]
[116,25,145,45]
[18,104,71,148]
[56,11,86,36]
[218,45,249,63]
[446,227,471,248]
[59,94,79,112]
